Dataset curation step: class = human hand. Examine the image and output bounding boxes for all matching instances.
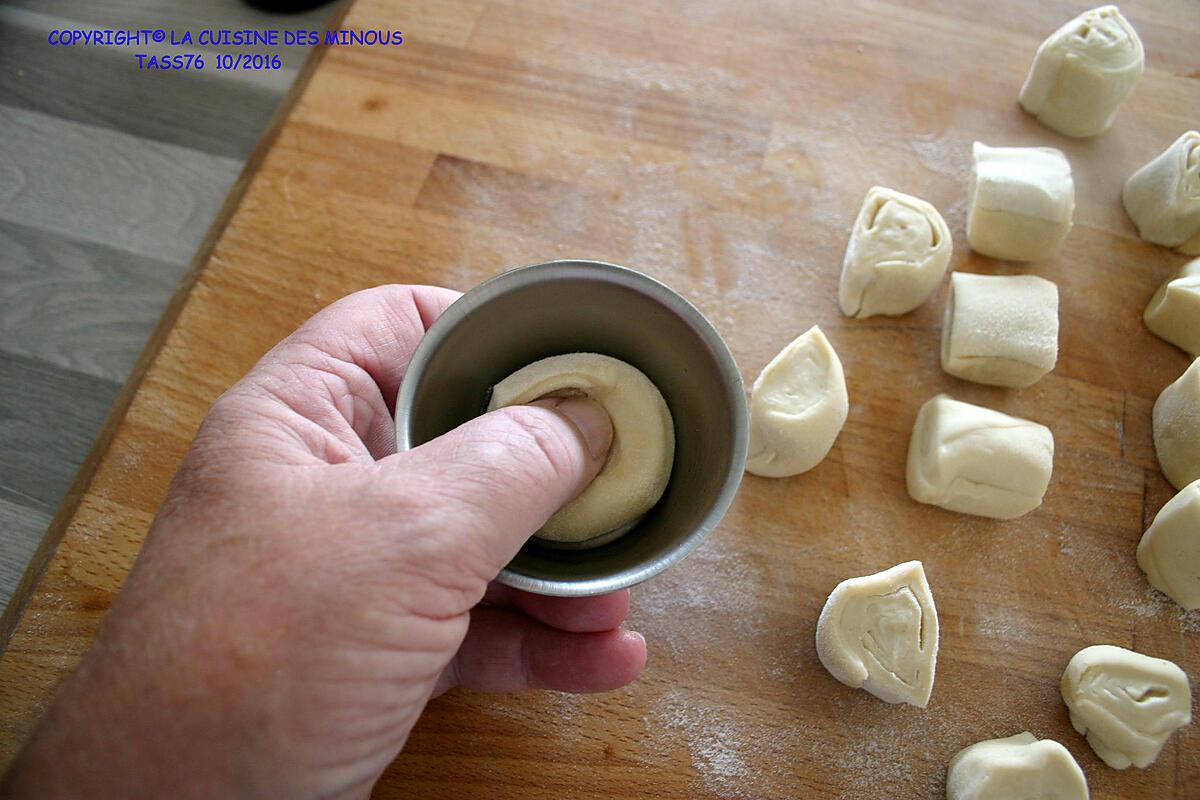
[1,286,647,799]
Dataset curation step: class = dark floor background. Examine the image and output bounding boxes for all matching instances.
[0,0,339,612]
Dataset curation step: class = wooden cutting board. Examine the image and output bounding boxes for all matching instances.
[2,1,1197,796]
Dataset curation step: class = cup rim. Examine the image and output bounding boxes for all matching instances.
[394,259,748,596]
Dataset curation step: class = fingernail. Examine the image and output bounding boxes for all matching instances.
[534,396,613,460]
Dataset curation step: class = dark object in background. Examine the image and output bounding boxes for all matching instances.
[243,0,337,13]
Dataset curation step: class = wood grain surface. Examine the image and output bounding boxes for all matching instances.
[1,1,1198,797]
[0,0,336,615]
[0,6,291,159]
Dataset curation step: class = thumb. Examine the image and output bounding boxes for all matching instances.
[392,396,613,573]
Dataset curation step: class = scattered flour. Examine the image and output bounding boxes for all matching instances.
[653,689,753,796]
[629,531,767,664]
[908,134,971,180]
[1113,586,1200,634]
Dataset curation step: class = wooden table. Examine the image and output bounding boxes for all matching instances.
[2,1,1197,796]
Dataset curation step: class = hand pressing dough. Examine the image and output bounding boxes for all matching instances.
[838,186,952,318]
[1144,257,1200,356]
[488,353,674,546]
[947,732,1089,800]
[1152,357,1200,490]
[967,142,1075,262]
[1138,478,1200,609]
[1018,5,1144,138]
[1061,644,1192,769]
[907,394,1054,519]
[941,272,1059,387]
[745,326,848,478]
[815,560,939,707]
[1123,131,1200,255]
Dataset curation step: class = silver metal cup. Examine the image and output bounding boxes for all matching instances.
[394,259,748,597]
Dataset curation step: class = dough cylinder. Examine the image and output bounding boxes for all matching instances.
[967,143,1075,262]
[906,394,1054,519]
[941,272,1059,388]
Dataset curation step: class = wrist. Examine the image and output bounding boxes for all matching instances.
[3,618,271,798]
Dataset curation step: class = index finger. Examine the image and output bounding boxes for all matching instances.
[281,284,460,410]
[220,284,461,464]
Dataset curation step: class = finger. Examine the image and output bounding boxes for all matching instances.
[280,284,459,408]
[224,285,460,463]
[482,584,631,633]
[433,605,646,696]
[387,396,614,578]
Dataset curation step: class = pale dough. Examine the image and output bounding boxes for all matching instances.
[967,142,1075,262]
[488,353,674,546]
[1061,644,1192,769]
[947,732,1089,800]
[1144,257,1200,356]
[906,394,1054,519]
[1137,478,1200,609]
[815,560,938,707]
[1152,356,1200,490]
[941,272,1059,388]
[745,326,848,478]
[1018,5,1144,138]
[1123,131,1200,255]
[838,186,952,318]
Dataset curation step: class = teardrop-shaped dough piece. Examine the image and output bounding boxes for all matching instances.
[815,560,939,707]
[488,353,674,546]
[1018,4,1144,138]
[1143,257,1200,357]
[1137,478,1200,609]
[1152,356,1200,490]
[745,326,848,478]
[838,186,952,319]
[1061,644,1192,769]
[947,732,1089,800]
[1123,131,1200,255]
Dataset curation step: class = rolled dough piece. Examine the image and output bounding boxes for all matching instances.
[1144,257,1200,357]
[947,732,1089,800]
[941,272,1059,388]
[1018,5,1144,138]
[815,560,939,708]
[907,394,1054,519]
[1138,478,1200,609]
[745,326,848,478]
[1152,357,1200,490]
[967,142,1075,262]
[1123,131,1200,255]
[488,353,674,546]
[1061,644,1192,769]
[838,186,952,318]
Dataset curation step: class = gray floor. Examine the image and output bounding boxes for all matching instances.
[0,1,338,614]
